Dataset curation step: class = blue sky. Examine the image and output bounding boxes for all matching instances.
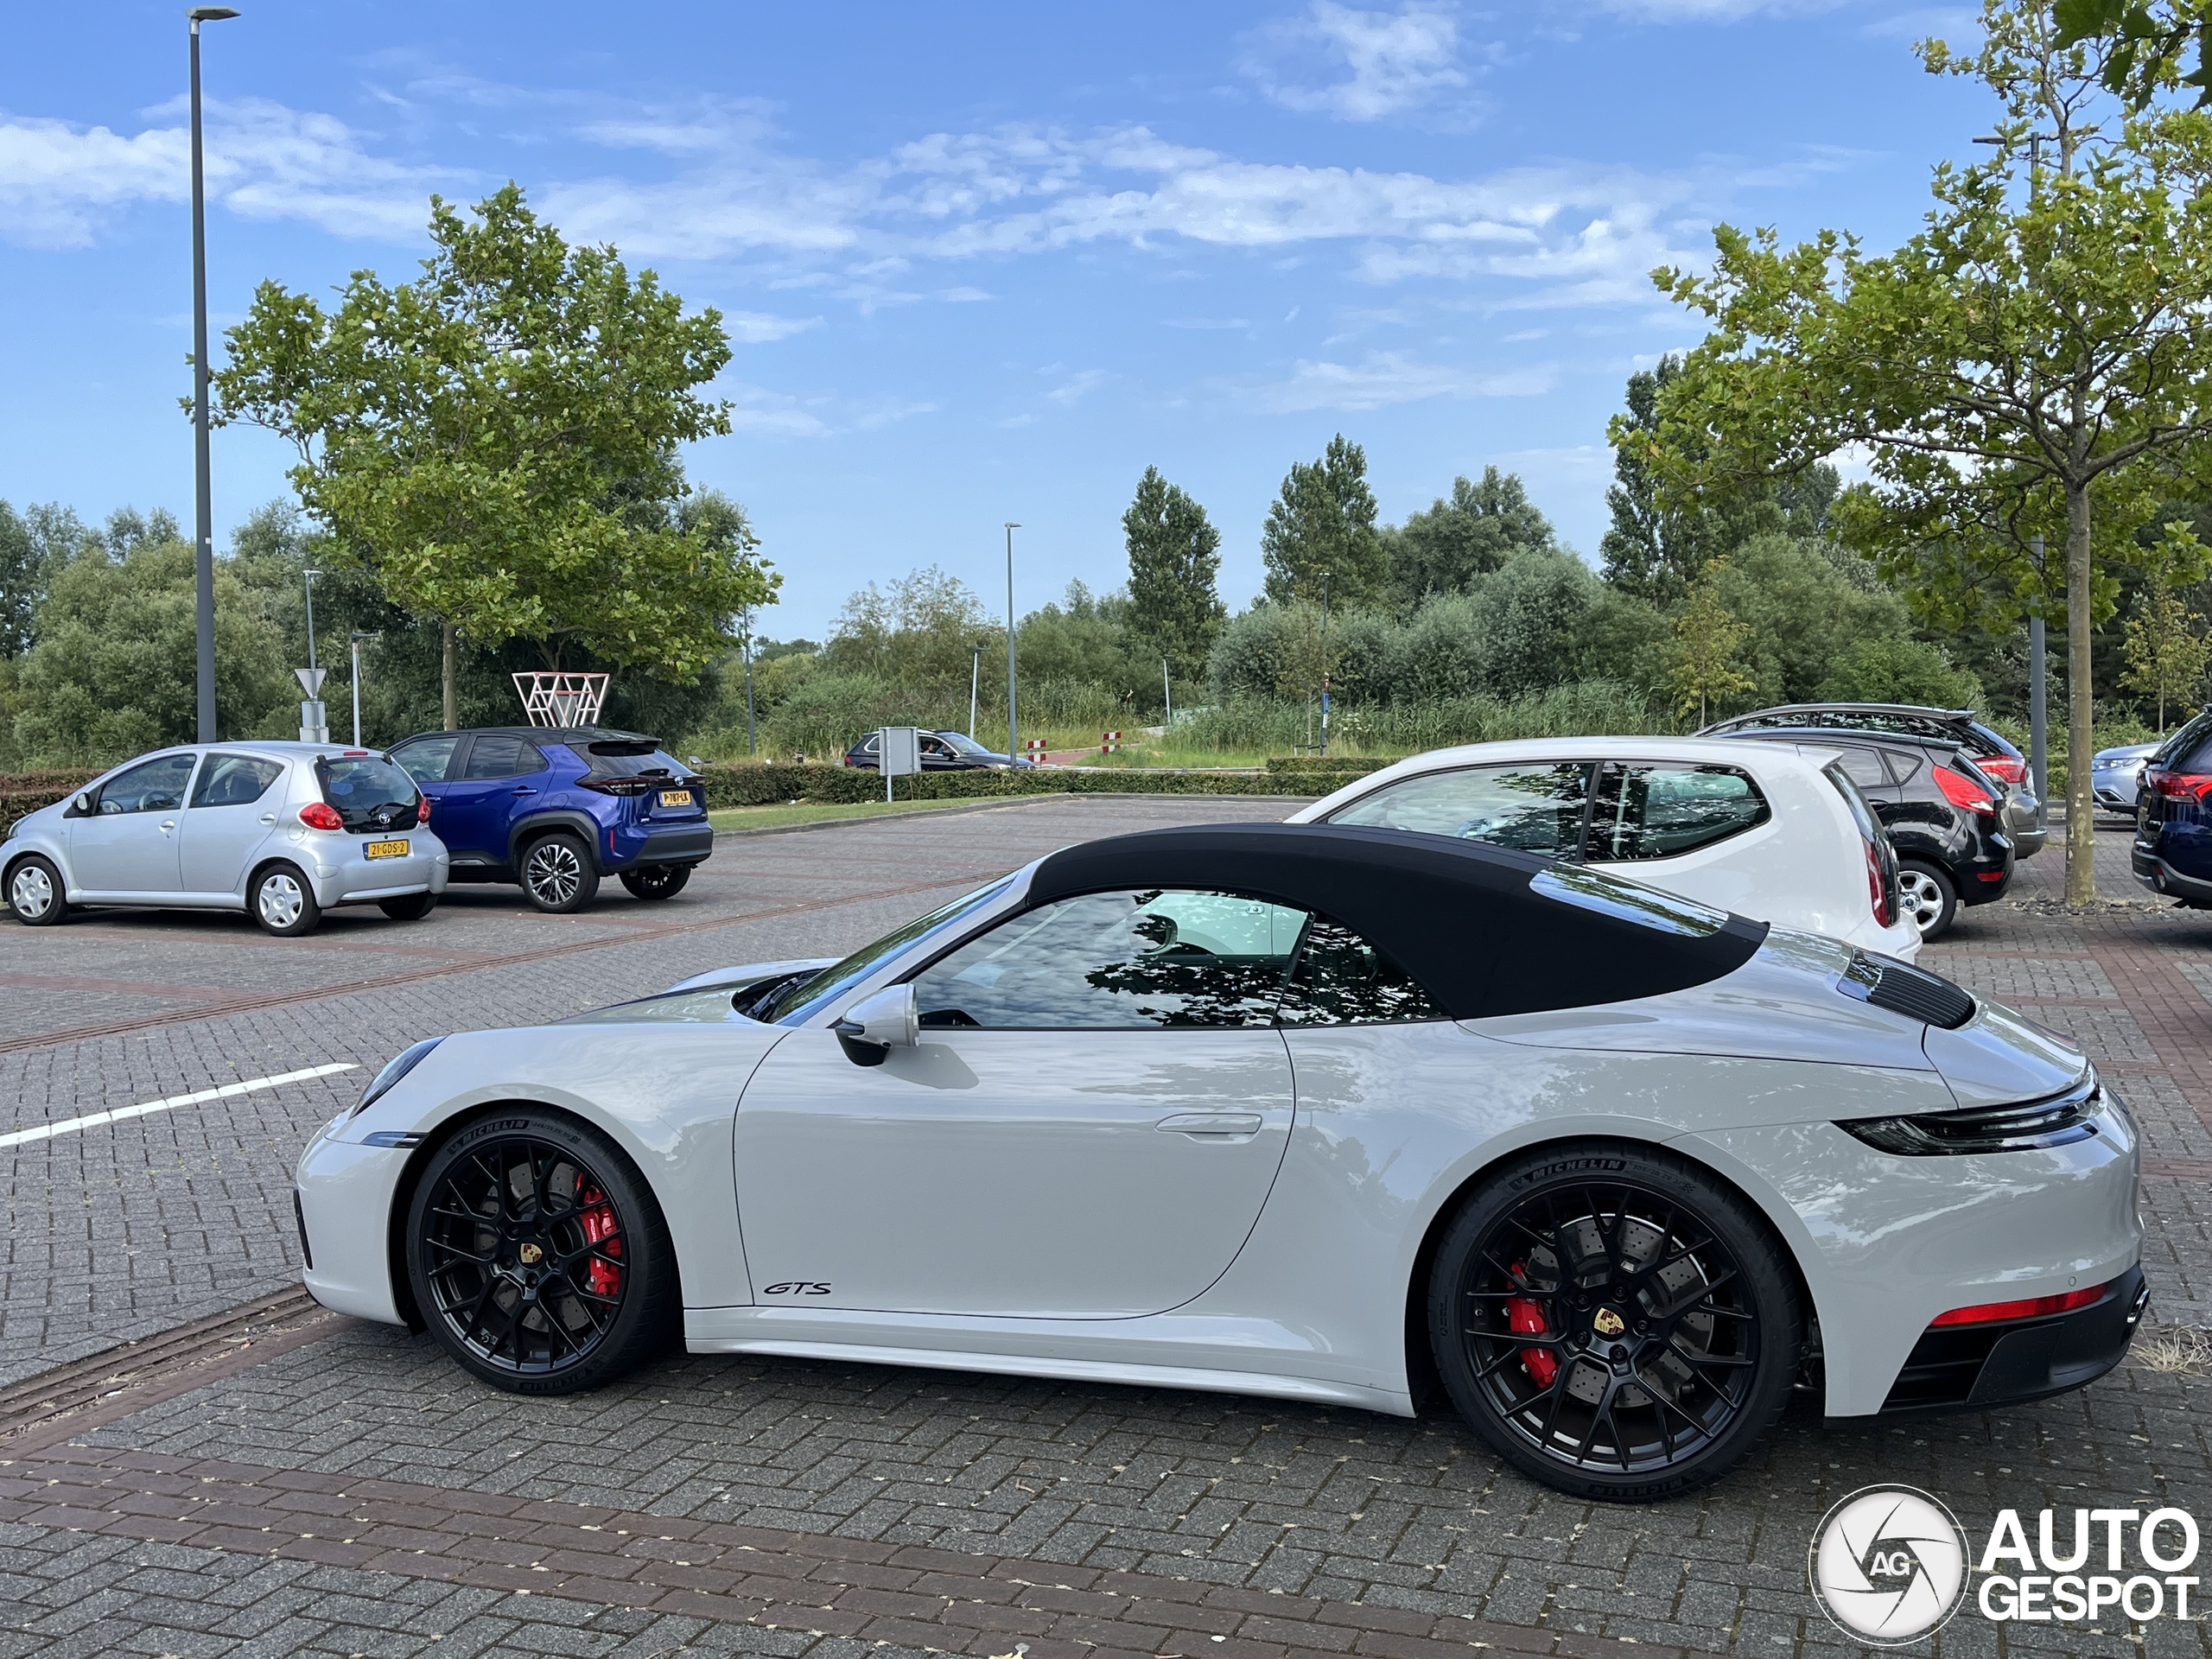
[0,1,1993,639]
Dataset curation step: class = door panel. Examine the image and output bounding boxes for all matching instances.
[178,753,287,897]
[733,1027,1295,1318]
[67,753,198,894]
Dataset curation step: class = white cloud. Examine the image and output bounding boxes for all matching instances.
[726,311,821,343]
[1241,3,1473,122]
[0,98,452,248]
[1166,316,1253,329]
[1240,352,1554,412]
[1592,0,1841,17]
[1046,369,1110,405]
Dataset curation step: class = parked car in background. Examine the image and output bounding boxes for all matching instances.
[1287,735,1920,957]
[2093,741,2162,815]
[1711,729,2015,940]
[2133,711,2212,904]
[842,730,1032,771]
[3,742,445,936]
[390,728,709,914]
[1700,702,2044,859]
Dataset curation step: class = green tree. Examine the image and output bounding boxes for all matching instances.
[1386,467,1555,610]
[15,528,290,764]
[823,566,996,687]
[1669,558,1758,724]
[1122,467,1225,676]
[0,503,41,658]
[2054,0,2212,103]
[1640,0,2212,899]
[2120,521,2212,724]
[211,184,776,727]
[1261,435,1387,606]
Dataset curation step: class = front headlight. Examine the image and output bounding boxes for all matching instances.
[352,1037,443,1118]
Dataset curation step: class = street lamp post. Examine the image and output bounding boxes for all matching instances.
[1004,523,1020,766]
[969,645,982,741]
[348,630,377,747]
[188,5,240,743]
[303,567,321,673]
[1319,571,1331,759]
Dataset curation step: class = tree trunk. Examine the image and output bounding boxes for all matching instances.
[2065,477,2097,904]
[441,622,457,731]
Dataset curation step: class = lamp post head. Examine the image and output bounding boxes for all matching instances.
[188,7,241,21]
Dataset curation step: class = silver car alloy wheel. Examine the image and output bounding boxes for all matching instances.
[1897,868,1946,935]
[10,864,54,919]
[257,871,306,930]
[524,840,583,907]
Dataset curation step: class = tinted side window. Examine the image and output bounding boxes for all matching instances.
[913,889,1305,1029]
[1882,749,1925,784]
[1827,748,1889,790]
[1326,763,1592,858]
[461,736,546,779]
[391,737,461,785]
[1277,918,1447,1026]
[189,754,284,808]
[1588,764,1770,861]
[98,753,198,815]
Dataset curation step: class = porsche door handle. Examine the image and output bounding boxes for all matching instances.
[1155,1112,1265,1137]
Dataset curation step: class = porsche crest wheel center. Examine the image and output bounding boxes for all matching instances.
[518,1243,543,1265]
[1592,1306,1626,1338]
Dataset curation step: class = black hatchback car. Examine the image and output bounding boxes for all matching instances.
[1714,728,2014,939]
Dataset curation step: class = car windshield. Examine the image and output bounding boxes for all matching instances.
[317,755,420,832]
[939,733,993,754]
[762,879,1015,1025]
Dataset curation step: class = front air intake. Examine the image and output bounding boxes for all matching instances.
[1838,950,1975,1029]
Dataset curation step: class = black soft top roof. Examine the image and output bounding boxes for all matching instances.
[1027,823,1769,1021]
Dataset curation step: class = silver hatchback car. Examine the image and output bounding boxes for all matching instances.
[3,742,448,937]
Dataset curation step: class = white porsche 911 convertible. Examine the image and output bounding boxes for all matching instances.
[296,823,2145,1501]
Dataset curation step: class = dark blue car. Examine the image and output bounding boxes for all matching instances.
[2135,709,2212,905]
[390,727,711,912]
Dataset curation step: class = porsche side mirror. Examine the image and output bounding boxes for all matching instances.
[834,983,918,1066]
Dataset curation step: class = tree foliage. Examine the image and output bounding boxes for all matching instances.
[1638,0,2212,898]
[1386,467,1556,611]
[1669,559,1758,724]
[210,184,776,704]
[1261,435,1387,606]
[1122,467,1225,675]
[2120,520,2212,723]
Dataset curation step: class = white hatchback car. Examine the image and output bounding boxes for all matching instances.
[1288,736,1920,959]
[3,741,448,936]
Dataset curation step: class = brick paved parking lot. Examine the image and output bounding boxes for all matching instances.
[9,801,2212,1658]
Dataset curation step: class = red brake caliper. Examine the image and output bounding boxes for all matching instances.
[577,1185,623,1299]
[1503,1261,1558,1387]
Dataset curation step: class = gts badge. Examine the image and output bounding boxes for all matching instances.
[764,1281,832,1296]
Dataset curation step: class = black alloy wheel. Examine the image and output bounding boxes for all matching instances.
[407,1110,672,1392]
[620,864,691,901]
[1428,1144,1799,1501]
[519,832,600,912]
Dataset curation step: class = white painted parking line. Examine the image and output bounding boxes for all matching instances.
[0,1063,359,1149]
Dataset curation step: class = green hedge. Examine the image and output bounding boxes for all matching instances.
[698,762,1315,807]
[1263,755,1389,777]
[2,768,100,824]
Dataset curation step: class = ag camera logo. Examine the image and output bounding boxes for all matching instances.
[1808,1485,1970,1645]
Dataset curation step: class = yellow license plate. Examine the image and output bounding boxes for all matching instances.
[658,790,694,807]
[365,839,410,859]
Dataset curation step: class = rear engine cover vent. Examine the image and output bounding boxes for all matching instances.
[1839,950,1975,1029]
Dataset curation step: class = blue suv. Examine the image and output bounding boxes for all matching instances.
[389,728,710,912]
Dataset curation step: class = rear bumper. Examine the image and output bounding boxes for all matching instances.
[2134,845,2212,902]
[297,835,449,907]
[613,823,714,868]
[1877,1264,2147,1414]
